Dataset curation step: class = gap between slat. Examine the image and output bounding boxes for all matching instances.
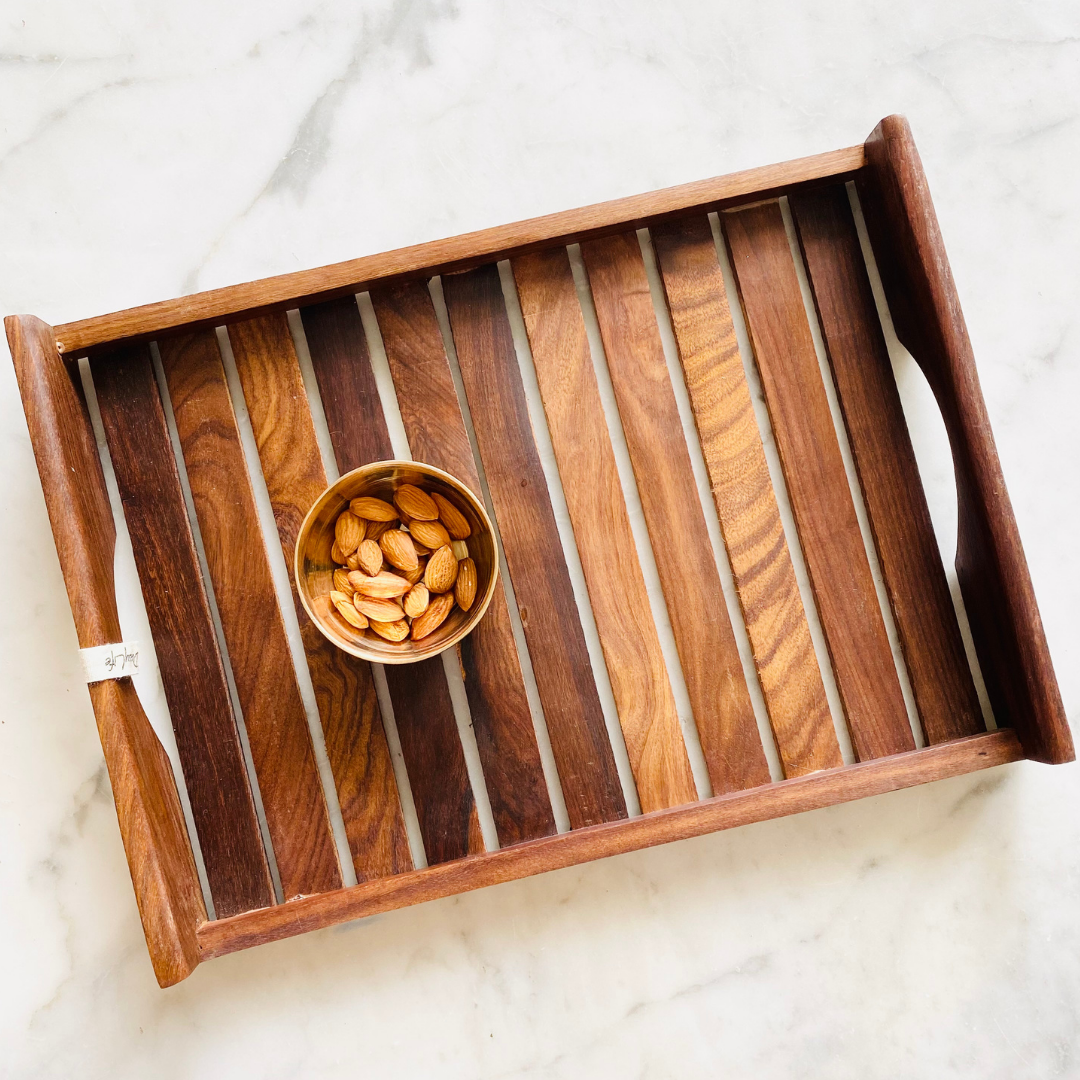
[566,243,714,800]
[284,309,429,869]
[427,274,579,831]
[149,342,286,904]
[356,289,505,850]
[844,182,996,732]
[214,325,358,886]
[711,210,857,766]
[636,227,785,785]
[77,358,218,920]
[777,196,925,751]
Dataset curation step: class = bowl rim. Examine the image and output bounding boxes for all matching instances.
[294,460,500,664]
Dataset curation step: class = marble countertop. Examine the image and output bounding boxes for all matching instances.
[3,3,1079,1076]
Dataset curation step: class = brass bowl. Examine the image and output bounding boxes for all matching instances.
[295,461,499,664]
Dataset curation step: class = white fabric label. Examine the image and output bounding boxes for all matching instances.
[81,641,141,683]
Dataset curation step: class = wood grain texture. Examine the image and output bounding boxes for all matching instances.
[55,147,865,357]
[199,727,1022,961]
[90,342,275,917]
[159,329,342,898]
[6,315,205,986]
[651,217,840,777]
[227,312,413,880]
[441,266,628,824]
[722,202,914,761]
[371,284,597,831]
[580,232,768,794]
[857,115,1073,763]
[299,295,483,861]
[790,185,983,745]
[510,250,695,810]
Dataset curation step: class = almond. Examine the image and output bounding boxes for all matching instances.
[364,518,395,541]
[353,595,404,622]
[455,558,477,612]
[409,538,431,557]
[400,560,425,585]
[410,592,455,640]
[424,545,458,593]
[331,591,367,629]
[403,583,430,619]
[450,540,470,561]
[335,510,365,555]
[358,539,383,577]
[380,528,418,572]
[350,497,398,522]
[369,619,410,642]
[432,492,472,540]
[349,570,411,598]
[345,550,363,571]
[330,539,348,564]
[394,484,438,521]
[333,569,354,595]
[408,518,450,551]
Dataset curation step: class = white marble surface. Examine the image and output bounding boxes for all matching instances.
[3,2,1080,1076]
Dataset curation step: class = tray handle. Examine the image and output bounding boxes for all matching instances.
[856,116,1072,764]
[5,314,206,985]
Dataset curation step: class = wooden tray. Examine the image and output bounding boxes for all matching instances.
[7,115,1072,987]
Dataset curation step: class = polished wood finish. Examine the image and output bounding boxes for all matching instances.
[199,728,1022,959]
[723,202,915,761]
[91,342,275,917]
[227,312,412,880]
[511,250,693,810]
[790,185,983,744]
[651,217,839,776]
[6,314,205,986]
[55,147,866,357]
[159,329,343,898]
[372,281,624,830]
[581,232,768,794]
[857,115,1073,764]
[299,295,482,861]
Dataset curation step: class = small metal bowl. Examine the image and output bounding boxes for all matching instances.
[295,461,499,664]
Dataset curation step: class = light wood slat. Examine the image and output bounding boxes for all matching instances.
[651,217,840,777]
[371,283,620,830]
[441,266,632,822]
[299,296,484,860]
[722,201,915,760]
[790,185,983,743]
[580,233,770,794]
[91,344,275,917]
[510,251,697,809]
[227,312,412,881]
[159,330,342,898]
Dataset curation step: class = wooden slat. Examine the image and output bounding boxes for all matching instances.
[226,312,412,881]
[159,330,342,898]
[651,217,840,777]
[55,146,866,357]
[372,283,605,830]
[299,295,483,861]
[580,233,769,794]
[510,251,696,810]
[90,343,274,917]
[790,186,983,744]
[199,728,1023,960]
[441,265,632,824]
[722,201,914,760]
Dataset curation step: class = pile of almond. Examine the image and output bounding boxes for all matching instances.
[326,482,478,644]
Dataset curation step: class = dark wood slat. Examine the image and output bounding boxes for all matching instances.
[90,343,274,917]
[372,284,594,831]
[159,330,342,898]
[580,233,769,794]
[722,201,914,760]
[510,252,697,809]
[299,296,484,859]
[651,217,840,777]
[441,266,630,824]
[226,312,412,881]
[790,185,983,744]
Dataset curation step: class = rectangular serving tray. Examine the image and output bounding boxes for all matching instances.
[7,115,1072,987]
